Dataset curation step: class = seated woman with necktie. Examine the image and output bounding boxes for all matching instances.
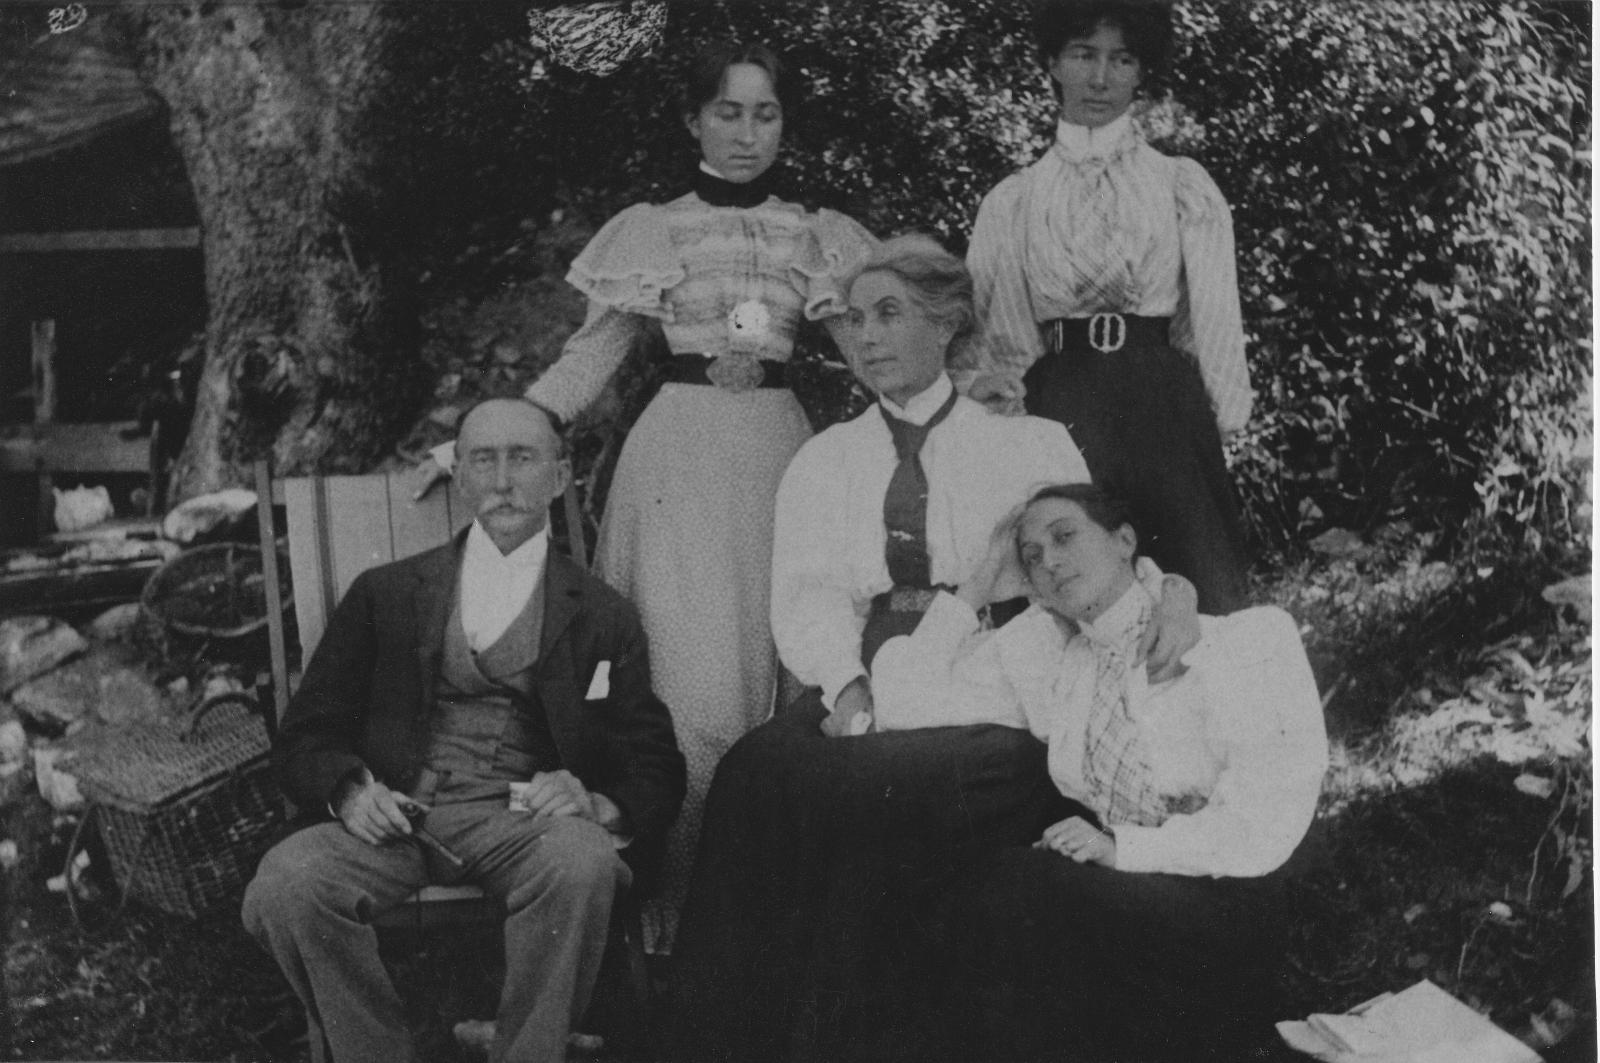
[872,482,1328,1062]
[665,235,1201,1063]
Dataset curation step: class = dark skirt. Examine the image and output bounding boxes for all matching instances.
[936,846,1292,1063]
[1023,342,1250,615]
[667,696,1062,1063]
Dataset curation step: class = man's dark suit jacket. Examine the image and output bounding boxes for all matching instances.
[273,532,687,890]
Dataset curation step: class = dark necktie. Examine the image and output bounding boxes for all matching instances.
[880,389,959,587]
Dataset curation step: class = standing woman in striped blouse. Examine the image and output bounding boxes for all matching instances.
[420,42,876,952]
[967,0,1252,614]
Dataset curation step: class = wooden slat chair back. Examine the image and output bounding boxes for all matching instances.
[285,471,587,663]
[274,470,587,928]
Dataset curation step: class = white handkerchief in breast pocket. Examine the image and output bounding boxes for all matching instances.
[585,661,611,700]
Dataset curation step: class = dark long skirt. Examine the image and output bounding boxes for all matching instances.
[936,845,1292,1063]
[667,696,1062,1063]
[1023,342,1250,614]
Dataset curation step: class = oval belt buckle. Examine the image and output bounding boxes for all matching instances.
[706,352,764,393]
[1088,312,1127,354]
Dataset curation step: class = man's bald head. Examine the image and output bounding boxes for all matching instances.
[455,397,564,460]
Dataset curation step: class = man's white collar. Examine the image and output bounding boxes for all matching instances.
[465,521,549,570]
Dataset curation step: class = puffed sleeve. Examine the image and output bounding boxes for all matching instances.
[790,207,878,321]
[968,175,1047,381]
[565,203,684,319]
[1169,159,1253,436]
[1112,607,1327,878]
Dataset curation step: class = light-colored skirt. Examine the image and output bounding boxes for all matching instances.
[593,381,812,950]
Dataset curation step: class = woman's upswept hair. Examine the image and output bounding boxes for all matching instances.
[1023,482,1141,553]
[681,41,799,120]
[845,233,982,370]
[1032,0,1175,90]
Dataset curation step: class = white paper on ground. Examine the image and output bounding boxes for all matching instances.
[1276,980,1542,1063]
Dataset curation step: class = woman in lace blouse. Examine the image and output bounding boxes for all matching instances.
[423,42,875,951]
[967,0,1252,614]
[873,482,1326,1060]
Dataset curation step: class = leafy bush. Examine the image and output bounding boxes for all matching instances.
[1172,1,1591,558]
[404,0,1590,560]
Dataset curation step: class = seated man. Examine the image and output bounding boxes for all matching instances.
[243,397,686,1063]
[666,235,1199,1063]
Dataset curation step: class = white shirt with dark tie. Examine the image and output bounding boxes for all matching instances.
[771,373,1092,708]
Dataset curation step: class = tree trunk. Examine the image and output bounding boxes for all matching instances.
[126,3,428,500]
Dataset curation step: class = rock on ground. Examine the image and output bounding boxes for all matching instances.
[0,617,88,695]
[9,650,167,731]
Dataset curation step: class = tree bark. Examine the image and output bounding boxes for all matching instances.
[125,2,428,500]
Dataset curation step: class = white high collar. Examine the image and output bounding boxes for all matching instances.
[1054,112,1136,162]
[879,374,955,426]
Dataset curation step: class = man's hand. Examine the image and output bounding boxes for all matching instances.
[821,677,873,738]
[589,792,629,837]
[1139,574,1200,683]
[333,770,414,846]
[968,372,1026,416]
[519,769,597,821]
[1035,816,1117,868]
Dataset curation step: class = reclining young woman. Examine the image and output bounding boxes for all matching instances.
[872,482,1328,1062]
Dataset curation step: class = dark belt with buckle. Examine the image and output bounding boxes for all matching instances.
[872,584,957,614]
[667,354,787,391]
[1046,314,1172,356]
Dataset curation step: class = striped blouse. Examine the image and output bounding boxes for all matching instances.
[967,114,1254,435]
[526,194,874,421]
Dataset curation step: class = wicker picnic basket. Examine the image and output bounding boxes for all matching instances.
[70,691,283,919]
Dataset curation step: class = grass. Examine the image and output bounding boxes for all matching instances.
[3,528,1592,1061]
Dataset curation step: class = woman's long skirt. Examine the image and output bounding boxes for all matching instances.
[594,381,812,950]
[936,843,1292,1062]
[668,695,1062,1063]
[1023,343,1250,615]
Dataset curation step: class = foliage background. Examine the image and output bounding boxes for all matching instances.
[391,0,1590,568]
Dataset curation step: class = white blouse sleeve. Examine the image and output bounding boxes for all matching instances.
[770,442,870,708]
[1168,158,1253,436]
[872,593,1031,731]
[1112,607,1327,878]
[968,176,1046,381]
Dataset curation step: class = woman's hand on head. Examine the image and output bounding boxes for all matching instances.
[821,677,874,738]
[957,504,1027,613]
[968,372,1027,416]
[1140,574,1200,682]
[1036,816,1117,868]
